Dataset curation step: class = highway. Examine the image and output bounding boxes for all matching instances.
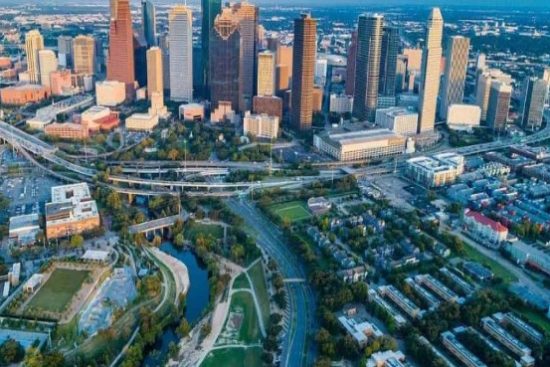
[226,198,317,367]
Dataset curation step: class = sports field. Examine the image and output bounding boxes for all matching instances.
[269,201,312,222]
[27,268,90,313]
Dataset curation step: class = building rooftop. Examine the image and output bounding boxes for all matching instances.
[322,128,403,146]
[464,209,508,233]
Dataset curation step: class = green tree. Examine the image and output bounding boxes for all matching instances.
[174,232,185,247]
[70,234,84,248]
[0,339,24,364]
[176,318,191,338]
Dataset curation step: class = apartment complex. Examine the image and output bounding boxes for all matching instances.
[405,153,465,187]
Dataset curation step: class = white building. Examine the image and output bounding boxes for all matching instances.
[9,263,21,286]
[330,94,354,114]
[96,80,126,107]
[169,5,193,102]
[24,274,44,293]
[366,350,406,367]
[464,209,508,245]
[406,153,465,187]
[315,58,328,86]
[375,107,419,135]
[9,213,40,245]
[337,314,383,347]
[38,49,58,89]
[179,103,205,121]
[125,113,159,131]
[243,112,279,139]
[447,104,481,131]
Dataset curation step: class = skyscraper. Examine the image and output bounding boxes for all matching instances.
[107,0,135,99]
[440,36,469,119]
[133,33,148,89]
[57,35,73,69]
[346,30,357,96]
[417,8,444,133]
[257,50,275,97]
[38,50,57,89]
[486,81,512,132]
[201,0,222,96]
[146,47,163,100]
[231,1,259,112]
[210,8,241,112]
[290,13,317,132]
[25,30,44,84]
[158,33,170,92]
[520,77,548,131]
[379,26,399,97]
[352,13,384,122]
[476,69,512,121]
[141,0,157,47]
[276,44,293,92]
[73,35,96,76]
[169,5,193,102]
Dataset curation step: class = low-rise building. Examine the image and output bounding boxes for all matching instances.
[375,107,418,135]
[9,214,40,245]
[253,95,283,121]
[179,103,205,122]
[481,316,534,365]
[125,113,159,131]
[504,241,550,277]
[495,312,544,345]
[80,105,120,132]
[441,331,487,367]
[307,197,331,215]
[416,274,462,303]
[24,274,44,293]
[8,263,21,286]
[330,94,354,114]
[26,94,94,130]
[314,129,409,162]
[337,305,383,347]
[50,70,75,96]
[95,80,126,107]
[378,285,424,319]
[0,84,49,106]
[243,112,279,139]
[366,350,406,367]
[464,209,508,245]
[45,183,100,240]
[406,153,465,187]
[211,101,238,124]
[45,121,89,140]
[447,104,481,131]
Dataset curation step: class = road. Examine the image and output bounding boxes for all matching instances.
[226,198,317,367]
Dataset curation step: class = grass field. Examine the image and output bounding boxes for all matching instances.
[269,201,312,222]
[201,346,263,367]
[247,262,270,328]
[513,306,550,335]
[27,268,89,313]
[229,291,262,344]
[187,223,224,241]
[232,273,251,290]
[462,243,518,284]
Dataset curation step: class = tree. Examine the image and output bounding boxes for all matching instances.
[167,148,179,161]
[22,347,43,367]
[70,234,84,248]
[0,338,24,364]
[152,235,162,247]
[230,244,245,263]
[174,232,185,247]
[176,318,191,338]
[106,191,123,210]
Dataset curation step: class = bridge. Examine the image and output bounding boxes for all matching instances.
[128,212,189,236]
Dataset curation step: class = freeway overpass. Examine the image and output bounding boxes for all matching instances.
[128,212,189,235]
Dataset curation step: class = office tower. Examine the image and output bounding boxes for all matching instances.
[73,35,96,76]
[57,35,73,69]
[395,55,408,92]
[38,50,57,89]
[290,13,317,131]
[210,8,241,112]
[159,33,170,92]
[25,30,44,84]
[476,53,486,71]
[258,50,275,97]
[267,36,278,53]
[476,69,512,121]
[379,26,399,97]
[520,77,548,131]
[346,30,357,96]
[486,81,512,132]
[193,45,203,94]
[169,5,193,102]
[107,0,135,99]
[276,44,293,92]
[201,0,222,95]
[141,0,157,47]
[133,33,148,88]
[417,8,444,133]
[542,67,550,106]
[315,58,328,86]
[352,13,384,122]
[146,47,163,100]
[440,36,469,119]
[403,48,422,72]
[231,1,259,112]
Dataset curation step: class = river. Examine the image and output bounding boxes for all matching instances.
[141,242,210,367]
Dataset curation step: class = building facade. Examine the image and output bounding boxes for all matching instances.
[73,35,96,76]
[520,77,548,131]
[146,47,163,99]
[141,0,157,46]
[486,81,512,132]
[440,36,470,119]
[169,5,193,102]
[243,112,280,139]
[379,26,400,97]
[201,0,222,95]
[38,50,58,89]
[25,30,44,84]
[107,0,135,99]
[257,50,276,97]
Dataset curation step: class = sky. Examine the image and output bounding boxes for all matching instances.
[0,0,549,8]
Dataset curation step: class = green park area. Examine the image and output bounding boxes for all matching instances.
[27,268,89,313]
[247,262,270,327]
[269,201,312,223]
[187,222,224,241]
[201,346,263,367]
[461,243,517,284]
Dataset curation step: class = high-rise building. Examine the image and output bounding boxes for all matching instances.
[210,8,241,112]
[257,50,275,97]
[107,0,135,99]
[231,1,259,112]
[169,5,193,102]
[290,13,317,131]
[417,8,444,133]
[38,50,58,89]
[520,77,548,131]
[346,30,357,96]
[141,0,157,47]
[486,81,512,132]
[25,30,44,84]
[201,0,222,96]
[73,35,96,76]
[379,26,400,97]
[57,35,73,69]
[146,47,163,100]
[133,33,148,89]
[476,69,512,121]
[476,53,486,71]
[158,33,171,92]
[276,44,293,92]
[352,13,384,122]
[440,36,469,119]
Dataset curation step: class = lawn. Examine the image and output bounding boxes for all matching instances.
[201,346,263,367]
[27,268,89,313]
[229,291,261,344]
[461,243,518,284]
[512,306,550,335]
[232,273,251,290]
[269,201,312,222]
[187,222,224,241]
[247,262,270,328]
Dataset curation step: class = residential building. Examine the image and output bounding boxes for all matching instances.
[418,8,444,133]
[243,112,279,139]
[25,30,44,84]
[73,35,96,76]
[366,350,407,367]
[352,13,384,122]
[96,80,126,107]
[375,107,418,135]
[441,331,487,367]
[337,307,383,347]
[45,183,100,239]
[440,36,470,119]
[481,317,534,365]
[107,0,135,99]
[169,5,193,102]
[405,153,465,187]
[464,209,508,244]
[291,13,317,131]
[38,50,58,89]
